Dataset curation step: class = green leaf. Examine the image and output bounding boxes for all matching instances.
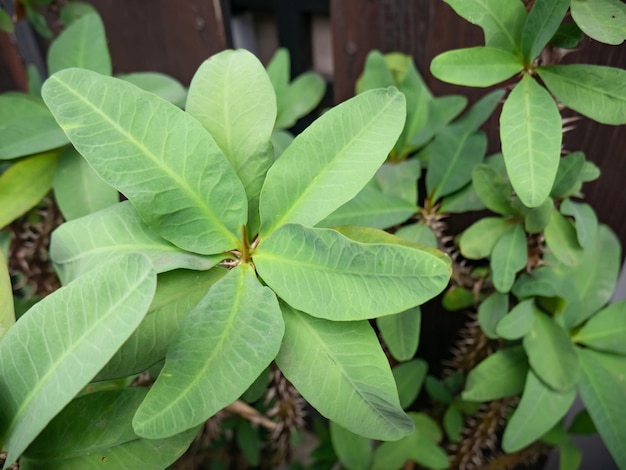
[459,217,512,259]
[439,184,486,213]
[133,263,283,438]
[523,310,579,391]
[42,68,247,255]
[431,47,522,87]
[50,202,220,283]
[356,50,395,94]
[512,266,577,301]
[550,22,585,49]
[568,409,596,435]
[118,72,187,108]
[544,208,583,266]
[276,304,413,441]
[259,87,405,236]
[570,0,626,45]
[275,72,326,129]
[502,370,576,452]
[26,65,43,97]
[477,291,509,339]
[96,268,227,381]
[59,2,99,26]
[0,151,58,228]
[20,388,197,470]
[577,348,626,469]
[395,223,438,249]
[0,250,14,342]
[537,65,626,125]
[442,0,527,53]
[551,152,586,199]
[425,376,454,403]
[442,286,475,311]
[472,164,516,215]
[254,224,450,320]
[0,8,14,33]
[560,199,598,248]
[52,146,118,220]
[47,13,111,75]
[490,223,527,293]
[375,159,421,204]
[443,405,463,442]
[462,346,528,401]
[0,254,156,468]
[377,307,421,362]
[0,94,68,159]
[266,48,290,99]
[580,160,601,183]
[496,298,536,340]
[330,422,372,470]
[408,95,468,151]
[574,301,626,356]
[270,129,294,159]
[521,197,553,233]
[236,417,261,466]
[393,360,428,409]
[500,74,562,207]
[521,0,570,61]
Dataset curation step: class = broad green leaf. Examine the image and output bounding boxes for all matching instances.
[570,0,626,45]
[53,146,118,220]
[551,152,585,198]
[259,87,405,236]
[254,224,450,320]
[459,217,512,259]
[478,291,509,339]
[544,209,583,266]
[47,13,111,75]
[431,47,522,87]
[500,74,562,207]
[393,360,428,409]
[275,72,326,129]
[330,422,373,470]
[577,348,626,469]
[0,151,58,229]
[574,301,626,355]
[443,405,463,442]
[439,184,486,213]
[20,388,197,470]
[462,346,528,401]
[42,68,247,254]
[490,223,527,293]
[551,22,585,49]
[0,94,68,159]
[186,50,276,232]
[376,307,421,362]
[395,223,438,249]
[276,304,413,440]
[560,199,597,248]
[356,50,395,94]
[51,202,220,283]
[0,254,156,468]
[523,310,579,391]
[59,1,99,26]
[496,298,536,340]
[96,268,227,381]
[472,164,516,215]
[521,0,570,61]
[502,370,576,452]
[442,286,474,311]
[133,263,283,438]
[0,250,14,342]
[118,72,187,107]
[442,0,527,53]
[375,159,421,204]
[537,65,626,125]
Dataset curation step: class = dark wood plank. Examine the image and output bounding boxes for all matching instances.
[0,32,28,92]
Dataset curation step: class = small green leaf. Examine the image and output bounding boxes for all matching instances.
[133,264,284,439]
[118,72,187,107]
[472,164,516,215]
[544,208,584,266]
[523,310,579,391]
[459,217,513,259]
[551,152,585,198]
[59,1,98,26]
[356,50,395,94]
[500,74,562,208]
[478,291,509,339]
[266,48,290,99]
[560,199,598,248]
[425,376,453,403]
[491,223,527,293]
[439,183,486,213]
[550,22,584,49]
[521,197,553,233]
[0,151,58,229]
[431,47,522,87]
[568,409,597,435]
[393,360,428,409]
[408,95,467,151]
[537,65,626,125]
[580,160,601,183]
[236,419,261,466]
[375,159,421,204]
[443,405,463,442]
[502,370,576,452]
[377,307,421,362]
[254,224,450,320]
[442,286,475,311]
[47,13,111,75]
[574,301,626,355]
[0,250,15,342]
[330,422,372,470]
[462,346,528,402]
[276,304,414,441]
[275,72,326,129]
[521,0,570,61]
[270,129,294,158]
[0,8,14,33]
[570,0,626,45]
[395,223,438,249]
[0,254,156,468]
[496,298,536,340]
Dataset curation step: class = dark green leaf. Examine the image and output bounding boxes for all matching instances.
[544,208,583,266]
[496,298,536,340]
[478,291,509,339]
[521,197,553,233]
[574,301,626,355]
[393,360,428,409]
[568,409,597,435]
[560,199,598,248]
[377,307,421,362]
[0,8,14,33]
[59,2,98,26]
[329,422,372,470]
[442,286,475,311]
[236,419,261,466]
[521,0,570,61]
[550,152,585,199]
[425,376,453,403]
[460,217,513,260]
[550,22,584,49]
[439,184,486,213]
[443,405,463,442]
[491,223,528,293]
[472,164,516,215]
[0,249,14,342]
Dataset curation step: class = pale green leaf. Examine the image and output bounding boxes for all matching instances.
[0,254,156,468]
[478,291,509,339]
[133,264,283,438]
[0,250,14,342]
[42,68,247,254]
[570,0,626,45]
[459,217,512,259]
[407,95,468,152]
[276,304,413,440]
[431,47,522,87]
[276,72,326,129]
[254,224,451,320]
[462,346,528,401]
[356,50,395,94]
[496,298,536,340]
[490,223,527,293]
[270,129,294,159]
[53,146,118,221]
[375,159,421,204]
[0,151,58,229]
[544,208,583,266]
[521,0,570,61]
[502,370,576,452]
[47,13,111,75]
[574,301,626,355]
[395,223,438,249]
[537,65,626,125]
[259,87,406,236]
[377,307,421,362]
[118,72,187,107]
[577,348,626,469]
[393,360,428,409]
[523,310,579,391]
[20,388,197,470]
[551,152,585,198]
[0,94,68,159]
[266,48,289,100]
[560,199,598,248]
[500,74,562,207]
[330,422,373,470]
[51,202,220,283]
[472,164,516,215]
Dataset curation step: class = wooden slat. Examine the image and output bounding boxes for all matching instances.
[0,32,28,92]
